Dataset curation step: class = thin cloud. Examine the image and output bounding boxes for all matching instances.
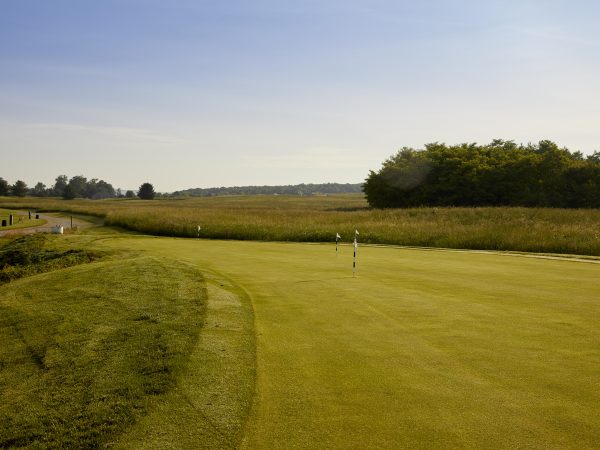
[26,122,185,145]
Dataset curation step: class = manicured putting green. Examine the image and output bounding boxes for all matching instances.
[100,236,600,449]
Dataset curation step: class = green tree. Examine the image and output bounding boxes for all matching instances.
[0,177,8,196]
[84,178,115,199]
[138,183,155,200]
[364,140,600,208]
[125,190,136,198]
[67,175,88,198]
[11,180,28,197]
[588,151,600,163]
[62,184,76,200]
[53,175,68,197]
[32,182,48,197]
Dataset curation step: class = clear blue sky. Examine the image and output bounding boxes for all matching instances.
[1,0,599,192]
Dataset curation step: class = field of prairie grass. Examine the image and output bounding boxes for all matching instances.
[1,194,599,255]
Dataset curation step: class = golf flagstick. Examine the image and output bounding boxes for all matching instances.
[336,233,341,256]
[353,229,359,277]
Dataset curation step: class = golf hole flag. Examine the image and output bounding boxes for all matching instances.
[197,225,201,239]
[336,233,341,255]
[353,230,359,276]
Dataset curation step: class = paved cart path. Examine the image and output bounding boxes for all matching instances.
[0,212,95,237]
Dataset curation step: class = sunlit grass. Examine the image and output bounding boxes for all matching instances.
[0,251,207,448]
[109,236,600,449]
[1,195,599,255]
[1,219,598,447]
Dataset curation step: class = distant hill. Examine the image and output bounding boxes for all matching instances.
[171,182,363,197]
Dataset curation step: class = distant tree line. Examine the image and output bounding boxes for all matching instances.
[172,182,363,197]
[55,175,116,199]
[364,140,600,208]
[0,175,154,200]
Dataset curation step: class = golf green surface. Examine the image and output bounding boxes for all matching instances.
[96,235,600,449]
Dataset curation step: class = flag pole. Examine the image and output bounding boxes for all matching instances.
[336,233,341,256]
[197,225,201,239]
[353,229,359,277]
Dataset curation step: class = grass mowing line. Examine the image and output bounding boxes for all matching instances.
[114,267,256,449]
[99,236,600,449]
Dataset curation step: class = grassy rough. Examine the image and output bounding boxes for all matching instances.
[0,234,98,283]
[0,255,207,448]
[1,195,600,255]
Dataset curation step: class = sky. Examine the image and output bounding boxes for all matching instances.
[1,0,600,192]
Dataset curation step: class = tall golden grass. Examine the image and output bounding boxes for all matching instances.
[1,194,599,256]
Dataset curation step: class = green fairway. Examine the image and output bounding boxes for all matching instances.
[89,234,600,449]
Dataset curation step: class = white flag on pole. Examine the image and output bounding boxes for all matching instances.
[336,233,341,240]
[353,230,358,276]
